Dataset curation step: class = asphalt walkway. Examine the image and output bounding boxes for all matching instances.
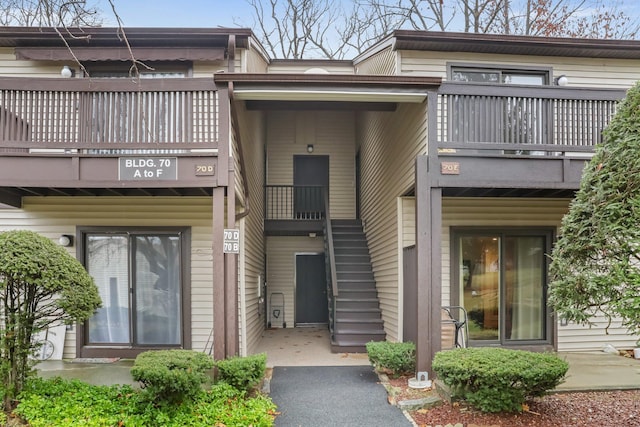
[269,365,412,427]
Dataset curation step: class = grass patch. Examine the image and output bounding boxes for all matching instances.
[14,377,276,427]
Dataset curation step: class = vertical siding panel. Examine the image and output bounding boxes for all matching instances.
[358,102,427,341]
[234,103,267,356]
[0,197,214,359]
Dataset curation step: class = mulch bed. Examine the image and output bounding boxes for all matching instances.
[381,374,640,427]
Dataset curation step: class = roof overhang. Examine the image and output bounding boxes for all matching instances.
[0,26,252,49]
[389,30,640,60]
[215,73,441,105]
[16,46,225,62]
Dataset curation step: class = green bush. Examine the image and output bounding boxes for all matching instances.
[131,350,214,403]
[433,348,568,413]
[216,353,267,393]
[16,377,276,427]
[366,341,416,376]
[0,230,101,411]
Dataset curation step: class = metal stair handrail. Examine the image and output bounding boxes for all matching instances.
[323,189,338,337]
[324,189,338,298]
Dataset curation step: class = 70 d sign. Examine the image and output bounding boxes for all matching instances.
[223,229,240,254]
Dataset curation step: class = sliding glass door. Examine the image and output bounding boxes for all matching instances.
[456,229,551,344]
[85,230,184,348]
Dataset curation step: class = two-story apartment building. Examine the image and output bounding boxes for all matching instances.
[0,26,638,374]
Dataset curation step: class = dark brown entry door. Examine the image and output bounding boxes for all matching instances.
[293,155,329,219]
[295,254,328,325]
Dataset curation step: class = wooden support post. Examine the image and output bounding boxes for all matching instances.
[415,156,442,379]
[212,186,226,361]
[225,169,239,357]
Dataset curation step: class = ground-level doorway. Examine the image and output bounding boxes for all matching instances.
[453,228,553,346]
[79,227,190,357]
[295,253,328,326]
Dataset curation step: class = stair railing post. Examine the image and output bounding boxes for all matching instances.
[323,188,339,337]
[324,188,338,299]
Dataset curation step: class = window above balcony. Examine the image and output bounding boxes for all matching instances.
[83,63,191,79]
[449,63,550,86]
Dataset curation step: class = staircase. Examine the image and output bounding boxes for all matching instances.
[329,219,385,352]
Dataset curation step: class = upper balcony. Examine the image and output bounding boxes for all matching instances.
[431,82,627,195]
[0,76,225,206]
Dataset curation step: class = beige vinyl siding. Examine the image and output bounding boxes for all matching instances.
[558,317,639,351]
[399,50,640,88]
[0,197,215,359]
[266,110,356,219]
[401,197,416,248]
[265,236,324,328]
[0,48,70,77]
[397,196,416,340]
[355,46,397,75]
[441,197,640,351]
[192,61,230,77]
[243,47,269,73]
[234,102,267,356]
[232,128,245,202]
[357,102,427,342]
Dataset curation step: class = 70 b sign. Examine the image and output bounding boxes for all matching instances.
[223,229,240,254]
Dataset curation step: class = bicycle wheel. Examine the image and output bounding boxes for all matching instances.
[39,340,55,360]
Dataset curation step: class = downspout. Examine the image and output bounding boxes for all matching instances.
[225,34,251,221]
[227,35,236,73]
[228,81,251,222]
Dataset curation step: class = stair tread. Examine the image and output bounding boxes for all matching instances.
[332,336,385,345]
[336,317,384,325]
[334,331,386,336]
[330,220,384,351]
[336,286,375,291]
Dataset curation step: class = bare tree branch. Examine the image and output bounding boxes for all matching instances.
[0,0,102,26]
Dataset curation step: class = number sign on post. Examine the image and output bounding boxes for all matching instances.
[223,229,240,254]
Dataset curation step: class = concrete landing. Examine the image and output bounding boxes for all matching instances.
[37,358,137,387]
[34,348,640,393]
[556,351,640,392]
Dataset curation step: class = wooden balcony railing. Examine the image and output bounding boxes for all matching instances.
[437,82,626,156]
[0,77,219,153]
[265,185,326,220]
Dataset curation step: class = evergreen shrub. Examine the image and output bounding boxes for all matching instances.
[215,353,267,393]
[131,349,214,403]
[366,341,416,376]
[433,347,568,413]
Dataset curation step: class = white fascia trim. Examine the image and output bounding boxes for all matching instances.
[232,89,427,103]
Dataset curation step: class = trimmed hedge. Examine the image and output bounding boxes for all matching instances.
[131,350,214,403]
[433,347,568,413]
[215,353,267,393]
[366,341,416,376]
